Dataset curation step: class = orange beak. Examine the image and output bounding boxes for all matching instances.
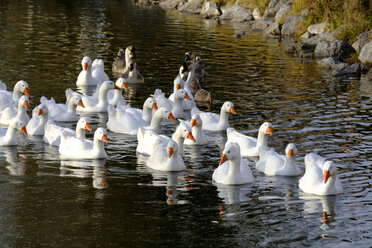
[168,147,174,158]
[266,126,273,135]
[21,126,28,136]
[38,108,43,116]
[323,170,330,184]
[230,106,236,115]
[102,134,109,144]
[85,123,92,132]
[152,103,158,110]
[176,84,181,90]
[288,149,293,158]
[191,119,197,127]
[187,132,195,142]
[78,99,85,108]
[23,100,29,109]
[219,154,228,166]
[122,82,128,90]
[168,113,176,122]
[114,84,120,90]
[83,62,88,71]
[23,87,30,97]
[209,96,213,106]
[184,92,191,100]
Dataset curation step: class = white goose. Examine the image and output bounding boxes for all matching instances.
[76,81,119,113]
[226,122,273,157]
[0,95,30,126]
[26,103,49,136]
[137,118,194,156]
[0,80,7,90]
[184,112,208,145]
[43,93,85,122]
[198,101,236,131]
[92,58,109,85]
[152,89,173,111]
[43,117,92,147]
[0,80,30,111]
[256,143,301,176]
[59,127,108,159]
[299,153,343,195]
[92,77,128,106]
[146,139,186,172]
[212,142,254,185]
[76,56,100,86]
[170,89,191,119]
[0,119,28,146]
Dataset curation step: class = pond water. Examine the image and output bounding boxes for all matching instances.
[0,0,371,247]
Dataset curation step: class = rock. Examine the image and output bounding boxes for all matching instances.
[353,31,371,53]
[159,0,184,9]
[366,67,372,79]
[281,15,303,36]
[252,8,261,20]
[284,41,316,58]
[318,57,348,70]
[314,40,356,61]
[264,22,280,36]
[300,31,312,40]
[178,0,203,14]
[303,32,331,45]
[275,4,291,23]
[300,8,309,17]
[359,40,372,64]
[263,0,292,18]
[251,19,272,31]
[361,65,370,74]
[332,63,361,77]
[200,1,220,17]
[307,22,328,35]
[220,5,253,23]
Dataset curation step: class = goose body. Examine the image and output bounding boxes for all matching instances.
[123,62,144,84]
[59,127,108,159]
[152,89,173,111]
[42,93,84,122]
[146,139,186,172]
[256,143,301,176]
[226,122,273,157]
[26,104,49,136]
[112,46,135,75]
[76,56,100,86]
[0,95,29,126]
[0,80,30,111]
[199,101,236,131]
[43,117,92,147]
[212,142,254,185]
[0,119,28,146]
[299,153,343,195]
[92,59,109,85]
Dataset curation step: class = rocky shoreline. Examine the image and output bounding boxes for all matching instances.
[134,0,372,79]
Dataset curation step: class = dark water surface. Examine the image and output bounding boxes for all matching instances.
[0,0,371,247]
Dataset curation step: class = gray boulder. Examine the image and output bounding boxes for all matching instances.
[159,0,184,9]
[300,31,312,40]
[274,4,291,22]
[264,22,280,36]
[178,0,203,14]
[307,22,328,35]
[220,5,253,23]
[281,15,303,36]
[358,39,372,64]
[251,19,272,31]
[252,7,262,20]
[263,0,293,18]
[284,41,316,58]
[200,1,220,17]
[303,32,332,45]
[332,63,361,77]
[314,40,356,60]
[318,57,348,70]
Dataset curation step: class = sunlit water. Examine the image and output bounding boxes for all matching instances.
[0,0,371,247]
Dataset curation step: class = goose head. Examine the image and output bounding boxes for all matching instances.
[126,45,136,59]
[259,122,273,136]
[222,101,236,115]
[10,119,28,135]
[101,81,120,92]
[81,56,92,71]
[115,77,128,91]
[191,113,202,128]
[220,142,240,165]
[177,120,195,142]
[174,77,184,91]
[167,140,179,158]
[144,97,158,110]
[95,127,108,144]
[37,103,48,117]
[185,52,195,62]
[19,95,29,109]
[77,117,92,132]
[323,161,337,184]
[15,80,30,97]
[174,89,191,101]
[285,143,297,158]
[156,107,176,122]
[71,94,84,108]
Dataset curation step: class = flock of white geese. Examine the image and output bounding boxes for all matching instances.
[0,47,343,196]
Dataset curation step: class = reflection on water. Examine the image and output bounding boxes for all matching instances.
[0,0,371,247]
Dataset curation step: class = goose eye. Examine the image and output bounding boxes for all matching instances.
[227,151,230,154]
[20,122,23,125]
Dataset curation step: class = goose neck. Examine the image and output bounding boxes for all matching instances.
[227,157,241,178]
[75,127,86,139]
[256,131,268,148]
[67,99,76,113]
[149,114,161,133]
[171,134,185,156]
[218,109,229,127]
